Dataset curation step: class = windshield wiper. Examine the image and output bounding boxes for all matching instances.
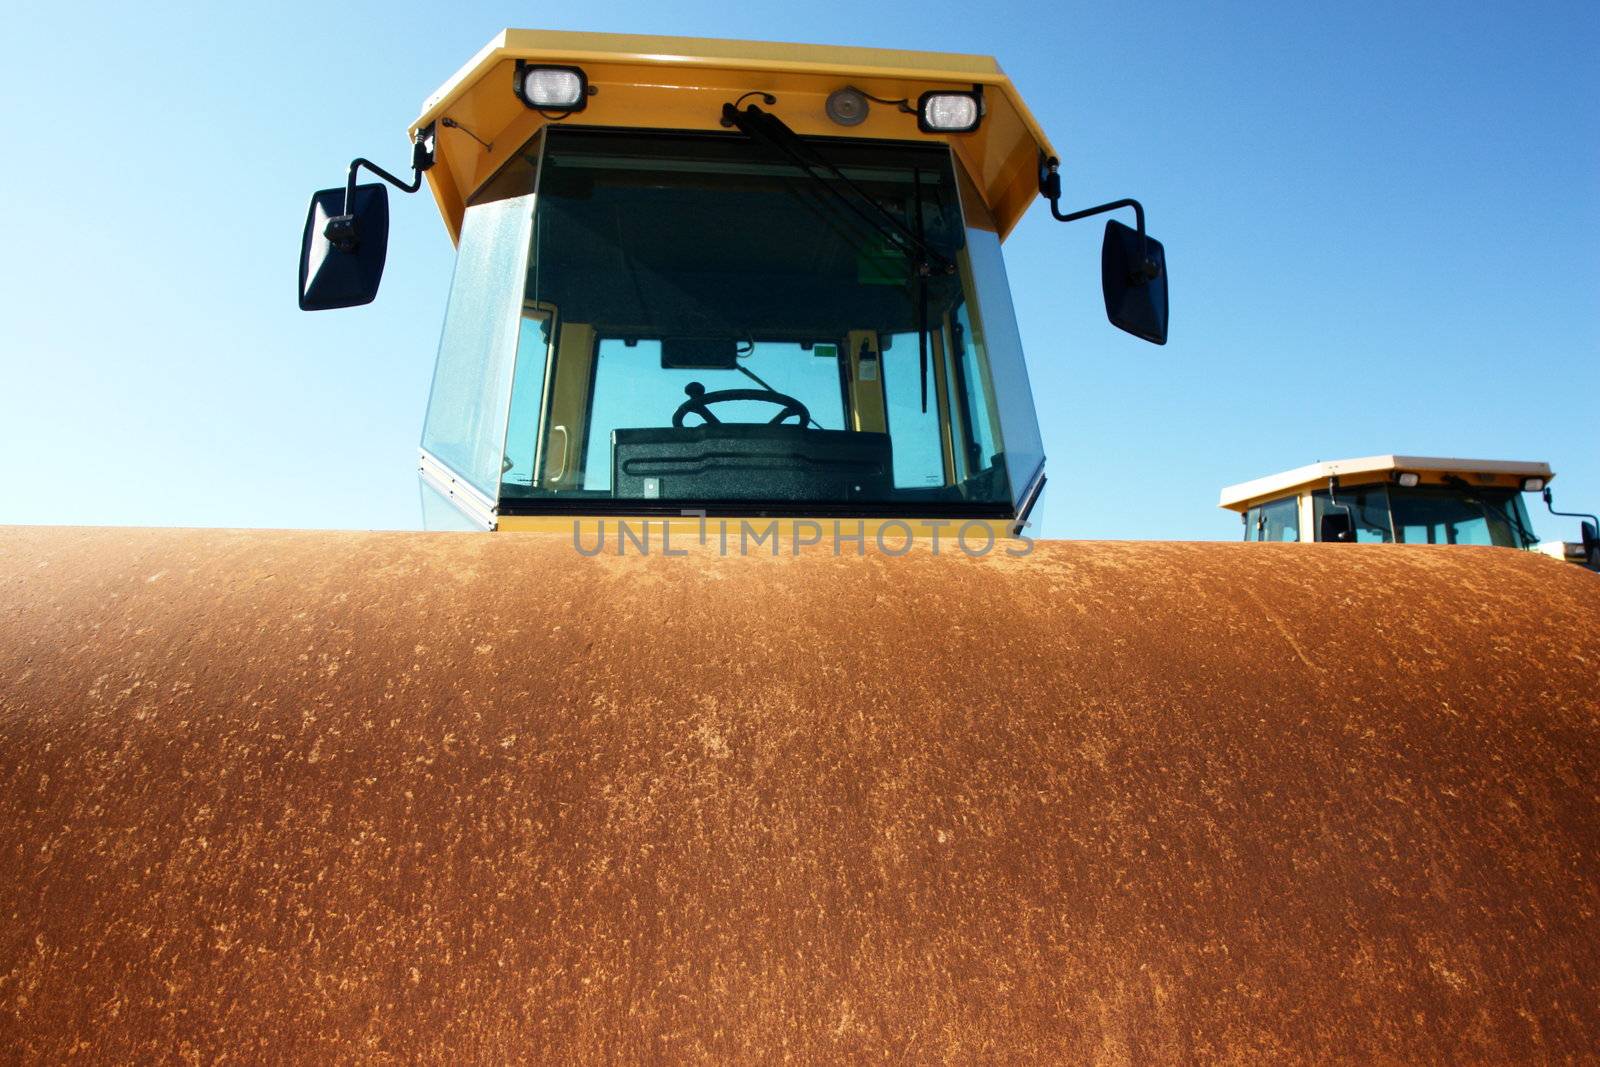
[722,101,953,413]
[734,361,823,430]
[1441,475,1539,548]
[719,102,954,277]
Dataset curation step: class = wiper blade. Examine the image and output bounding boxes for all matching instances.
[723,101,951,414]
[720,102,954,277]
[734,361,823,430]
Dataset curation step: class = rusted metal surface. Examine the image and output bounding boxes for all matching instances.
[1,526,1597,1062]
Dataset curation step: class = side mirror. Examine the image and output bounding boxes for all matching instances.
[1101,219,1168,345]
[1036,172,1170,346]
[1320,512,1354,543]
[298,183,389,311]
[1542,488,1600,568]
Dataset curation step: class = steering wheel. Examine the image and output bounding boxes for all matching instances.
[672,382,811,428]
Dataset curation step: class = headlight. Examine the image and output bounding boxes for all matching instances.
[515,64,588,111]
[1394,471,1420,488]
[1521,476,1546,492]
[918,90,982,133]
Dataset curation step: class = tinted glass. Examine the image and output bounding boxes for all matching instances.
[956,176,1044,504]
[1388,485,1535,547]
[420,150,539,496]
[499,128,1012,512]
[1247,497,1300,541]
[1312,485,1394,542]
[1310,483,1537,547]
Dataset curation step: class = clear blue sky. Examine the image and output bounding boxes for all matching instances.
[2,1,1595,540]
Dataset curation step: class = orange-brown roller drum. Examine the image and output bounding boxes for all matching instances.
[1,527,1597,1061]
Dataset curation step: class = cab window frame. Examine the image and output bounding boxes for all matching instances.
[490,125,1022,519]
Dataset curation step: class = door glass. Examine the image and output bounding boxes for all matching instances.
[1312,486,1393,542]
[419,144,540,497]
[1257,497,1299,541]
[954,164,1043,506]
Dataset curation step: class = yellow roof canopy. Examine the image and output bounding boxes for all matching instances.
[1218,455,1555,511]
[410,29,1057,243]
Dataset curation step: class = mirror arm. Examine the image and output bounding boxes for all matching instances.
[1038,157,1159,283]
[1324,476,1358,541]
[343,158,422,206]
[1542,487,1600,531]
[327,127,437,252]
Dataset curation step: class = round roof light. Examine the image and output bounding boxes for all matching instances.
[825,88,869,126]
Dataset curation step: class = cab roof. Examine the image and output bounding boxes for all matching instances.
[1218,455,1555,511]
[411,29,1057,243]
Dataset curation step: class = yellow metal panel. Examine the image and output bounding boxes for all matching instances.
[1219,455,1555,511]
[1223,469,1545,514]
[418,30,1004,123]
[423,141,465,245]
[846,330,886,434]
[412,30,1057,244]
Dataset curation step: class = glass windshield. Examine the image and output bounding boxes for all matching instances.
[496,127,1013,514]
[1312,484,1538,547]
[1390,484,1537,546]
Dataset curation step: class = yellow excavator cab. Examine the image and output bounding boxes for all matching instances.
[296,29,1170,538]
[1220,453,1600,567]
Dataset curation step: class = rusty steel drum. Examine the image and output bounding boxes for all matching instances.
[1,526,1597,1062]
